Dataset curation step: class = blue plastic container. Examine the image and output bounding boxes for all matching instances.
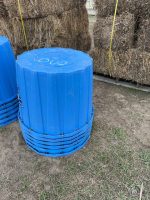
[0,36,17,103]
[16,48,94,157]
[0,36,18,126]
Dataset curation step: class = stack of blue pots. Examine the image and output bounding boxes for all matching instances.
[0,36,18,126]
[16,48,94,157]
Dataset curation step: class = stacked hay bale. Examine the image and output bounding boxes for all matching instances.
[92,0,150,85]
[0,0,91,56]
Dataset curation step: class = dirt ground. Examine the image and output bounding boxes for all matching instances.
[0,80,150,200]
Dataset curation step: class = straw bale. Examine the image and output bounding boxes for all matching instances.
[12,46,26,57]
[0,15,61,49]
[96,0,150,19]
[77,32,91,52]
[137,19,150,53]
[95,0,150,19]
[91,47,150,85]
[13,32,91,57]
[52,37,78,50]
[3,0,86,19]
[52,32,91,52]
[59,7,89,38]
[0,0,7,17]
[2,7,91,56]
[0,7,89,49]
[95,0,139,17]
[137,0,150,19]
[93,12,135,51]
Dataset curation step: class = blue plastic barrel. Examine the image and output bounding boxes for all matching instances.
[16,48,94,157]
[0,36,18,126]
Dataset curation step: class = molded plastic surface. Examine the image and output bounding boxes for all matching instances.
[0,36,17,103]
[16,48,93,135]
[0,116,18,126]
[0,96,18,111]
[0,37,18,126]
[0,96,18,126]
[19,110,94,157]
[19,108,93,144]
[17,48,94,156]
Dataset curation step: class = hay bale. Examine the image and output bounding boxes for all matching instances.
[0,15,60,49]
[52,37,78,50]
[3,0,85,19]
[0,0,7,17]
[59,7,89,38]
[91,47,150,85]
[0,7,90,50]
[140,0,150,19]
[93,12,135,51]
[95,0,139,17]
[52,32,91,52]
[95,0,150,19]
[12,46,26,57]
[77,32,91,52]
[1,7,90,56]
[137,19,150,53]
[91,48,110,76]
[13,32,91,57]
